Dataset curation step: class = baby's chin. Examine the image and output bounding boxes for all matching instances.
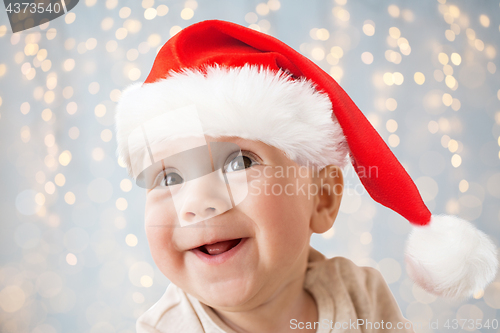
[192,277,261,309]
[188,277,270,311]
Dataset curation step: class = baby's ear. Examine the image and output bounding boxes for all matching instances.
[309,165,343,234]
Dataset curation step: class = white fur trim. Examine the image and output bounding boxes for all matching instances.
[405,215,499,299]
[114,65,348,177]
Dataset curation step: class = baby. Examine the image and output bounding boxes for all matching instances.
[115,20,498,333]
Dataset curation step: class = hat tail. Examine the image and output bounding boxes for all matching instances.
[405,214,498,299]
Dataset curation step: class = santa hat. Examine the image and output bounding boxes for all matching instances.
[114,20,498,299]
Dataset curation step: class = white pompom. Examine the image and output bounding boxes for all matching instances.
[405,215,499,299]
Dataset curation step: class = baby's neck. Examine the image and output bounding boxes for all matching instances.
[213,276,318,333]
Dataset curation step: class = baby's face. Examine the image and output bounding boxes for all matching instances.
[144,136,319,309]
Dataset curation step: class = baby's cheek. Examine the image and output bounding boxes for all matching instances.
[145,191,185,278]
[145,223,187,281]
[145,187,179,227]
[253,177,312,254]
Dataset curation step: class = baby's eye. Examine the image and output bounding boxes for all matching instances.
[224,152,259,173]
[163,172,184,186]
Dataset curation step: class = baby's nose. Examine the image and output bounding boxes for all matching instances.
[183,206,218,223]
[177,171,233,224]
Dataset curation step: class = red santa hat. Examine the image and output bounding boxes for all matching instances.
[115,20,498,299]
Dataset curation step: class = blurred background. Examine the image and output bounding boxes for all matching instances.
[0,0,499,332]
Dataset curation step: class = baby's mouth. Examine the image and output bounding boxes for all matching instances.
[198,238,242,255]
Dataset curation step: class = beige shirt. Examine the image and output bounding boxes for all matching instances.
[137,247,414,333]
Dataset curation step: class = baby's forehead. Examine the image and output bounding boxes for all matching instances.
[144,135,237,167]
[152,135,207,158]
[154,135,265,158]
